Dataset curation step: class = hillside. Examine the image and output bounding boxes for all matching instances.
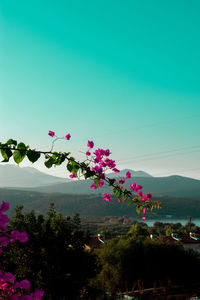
[0,188,200,219]
[22,174,200,197]
[0,165,68,187]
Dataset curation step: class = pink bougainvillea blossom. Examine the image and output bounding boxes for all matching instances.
[48,131,55,137]
[65,133,71,140]
[142,216,146,221]
[142,207,147,214]
[146,193,152,200]
[126,171,131,179]
[104,149,110,156]
[90,183,97,189]
[0,202,9,214]
[103,193,111,202]
[87,141,94,149]
[69,172,76,179]
[130,182,136,191]
[138,191,143,197]
[86,151,91,156]
[98,180,104,187]
[113,168,120,173]
[119,178,125,184]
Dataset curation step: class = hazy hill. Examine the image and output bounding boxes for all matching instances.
[24,174,200,197]
[107,169,153,178]
[1,165,200,197]
[0,188,199,219]
[0,165,68,188]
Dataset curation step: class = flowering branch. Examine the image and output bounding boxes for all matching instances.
[0,132,161,220]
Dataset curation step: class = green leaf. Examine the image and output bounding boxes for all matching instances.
[128,199,133,206]
[67,163,73,172]
[44,155,56,168]
[136,206,141,215]
[13,143,27,164]
[1,147,13,162]
[27,150,40,163]
[84,168,96,179]
[55,153,66,166]
[113,187,122,198]
[6,139,17,146]
[108,178,115,186]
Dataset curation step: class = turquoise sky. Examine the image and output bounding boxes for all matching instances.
[1,0,200,179]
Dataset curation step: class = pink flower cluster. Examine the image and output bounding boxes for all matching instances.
[0,202,28,252]
[0,201,44,299]
[70,140,152,220]
[47,132,153,221]
[48,131,71,140]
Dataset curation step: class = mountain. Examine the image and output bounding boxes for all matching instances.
[1,165,200,197]
[0,165,68,188]
[107,169,153,178]
[0,188,200,219]
[20,174,200,197]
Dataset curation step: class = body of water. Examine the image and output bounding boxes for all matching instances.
[144,219,200,227]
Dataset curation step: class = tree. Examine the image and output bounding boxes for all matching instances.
[2,205,96,300]
[93,234,200,294]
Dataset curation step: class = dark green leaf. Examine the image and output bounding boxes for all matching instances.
[1,147,13,162]
[6,139,17,146]
[67,163,73,172]
[13,143,27,164]
[27,150,40,163]
[44,155,56,168]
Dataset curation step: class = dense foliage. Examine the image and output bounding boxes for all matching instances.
[93,234,200,295]
[1,204,96,300]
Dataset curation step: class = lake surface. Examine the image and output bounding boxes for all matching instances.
[143,219,200,227]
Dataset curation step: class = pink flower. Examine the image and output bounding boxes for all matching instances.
[142,216,146,221]
[113,168,120,173]
[0,236,10,246]
[69,172,76,179]
[100,174,105,180]
[103,193,111,202]
[31,289,44,298]
[48,130,55,137]
[65,133,71,140]
[90,183,97,189]
[105,149,110,156]
[119,178,125,184]
[3,273,15,283]
[92,166,103,174]
[87,141,94,148]
[0,202,9,214]
[86,151,91,156]
[138,191,143,197]
[18,279,31,289]
[99,180,104,187]
[142,207,146,214]
[137,184,142,190]
[118,199,122,203]
[130,182,136,191]
[126,171,131,179]
[10,231,28,243]
[146,193,152,200]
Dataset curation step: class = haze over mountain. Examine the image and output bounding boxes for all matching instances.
[0,165,67,188]
[1,165,200,197]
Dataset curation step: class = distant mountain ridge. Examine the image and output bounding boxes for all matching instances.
[0,165,68,188]
[107,169,153,178]
[1,165,200,197]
